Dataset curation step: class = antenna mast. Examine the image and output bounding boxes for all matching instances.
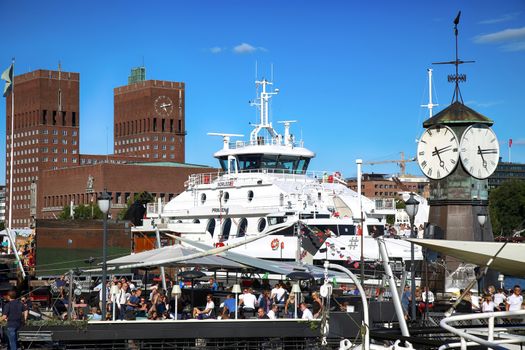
[432,11,474,104]
[421,69,438,118]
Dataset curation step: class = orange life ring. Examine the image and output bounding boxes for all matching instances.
[203,175,211,184]
[215,242,225,248]
[271,238,279,250]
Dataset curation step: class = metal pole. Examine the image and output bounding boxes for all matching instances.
[7,59,15,253]
[356,159,364,285]
[155,227,167,292]
[327,262,369,350]
[67,270,74,320]
[376,238,410,337]
[101,213,108,320]
[235,293,238,320]
[294,292,298,319]
[410,218,416,321]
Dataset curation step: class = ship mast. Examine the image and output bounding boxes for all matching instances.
[249,79,279,144]
[421,68,438,118]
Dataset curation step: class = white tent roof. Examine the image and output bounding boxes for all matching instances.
[408,239,525,277]
[107,245,246,270]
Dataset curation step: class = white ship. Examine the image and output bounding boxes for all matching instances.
[137,79,421,263]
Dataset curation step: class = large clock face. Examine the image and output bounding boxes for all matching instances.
[154,95,173,117]
[417,125,459,180]
[459,124,499,179]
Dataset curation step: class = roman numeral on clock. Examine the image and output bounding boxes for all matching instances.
[421,160,427,169]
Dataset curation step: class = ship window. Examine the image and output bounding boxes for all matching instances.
[200,193,206,204]
[193,219,200,224]
[257,218,266,233]
[247,190,254,202]
[268,216,287,226]
[223,192,229,203]
[206,219,215,237]
[237,218,248,238]
[221,218,232,241]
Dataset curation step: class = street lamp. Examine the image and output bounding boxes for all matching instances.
[404,193,419,321]
[232,284,241,319]
[291,283,301,319]
[171,284,182,320]
[477,213,487,241]
[97,189,111,321]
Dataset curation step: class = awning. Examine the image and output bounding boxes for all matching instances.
[107,245,246,270]
[408,239,525,277]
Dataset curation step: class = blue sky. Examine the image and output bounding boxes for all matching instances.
[1,0,524,183]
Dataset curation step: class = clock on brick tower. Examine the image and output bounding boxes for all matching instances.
[417,102,498,244]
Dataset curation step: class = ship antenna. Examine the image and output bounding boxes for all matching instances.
[432,11,474,104]
[421,68,439,118]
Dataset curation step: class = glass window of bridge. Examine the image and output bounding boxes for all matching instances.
[237,218,248,238]
[206,219,215,237]
[221,218,232,241]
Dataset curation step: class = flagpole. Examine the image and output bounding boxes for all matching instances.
[7,58,15,253]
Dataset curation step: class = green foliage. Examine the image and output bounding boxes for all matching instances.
[58,204,103,220]
[0,221,5,231]
[395,199,406,210]
[489,180,525,236]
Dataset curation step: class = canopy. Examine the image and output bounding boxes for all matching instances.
[107,245,246,270]
[408,239,525,277]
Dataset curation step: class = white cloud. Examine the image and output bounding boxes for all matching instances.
[474,27,525,43]
[464,100,504,108]
[474,27,525,52]
[210,47,223,54]
[479,12,520,25]
[233,43,258,54]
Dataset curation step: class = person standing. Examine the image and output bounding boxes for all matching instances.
[401,285,412,320]
[481,295,496,312]
[1,290,28,350]
[494,288,507,311]
[506,285,523,312]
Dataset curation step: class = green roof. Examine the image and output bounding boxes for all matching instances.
[126,161,213,168]
[423,101,494,128]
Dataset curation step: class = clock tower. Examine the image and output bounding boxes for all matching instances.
[416,13,499,280]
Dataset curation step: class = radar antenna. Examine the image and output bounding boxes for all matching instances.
[207,133,244,150]
[277,120,297,146]
[432,11,474,104]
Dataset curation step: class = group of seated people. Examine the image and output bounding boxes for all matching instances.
[192,283,323,321]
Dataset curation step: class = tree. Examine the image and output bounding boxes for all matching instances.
[489,180,525,236]
[118,191,154,220]
[58,204,103,220]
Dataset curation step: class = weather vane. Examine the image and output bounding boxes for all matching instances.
[433,11,475,104]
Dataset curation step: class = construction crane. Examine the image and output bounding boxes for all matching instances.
[363,152,416,176]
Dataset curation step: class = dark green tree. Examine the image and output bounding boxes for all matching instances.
[489,180,525,236]
[118,191,154,220]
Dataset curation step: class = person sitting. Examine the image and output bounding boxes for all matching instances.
[481,294,496,312]
[208,278,219,292]
[218,306,230,320]
[193,294,215,319]
[87,307,102,321]
[300,302,313,320]
[267,304,279,319]
[223,294,237,317]
[418,286,434,314]
[257,307,269,319]
[239,288,257,317]
[493,288,507,311]
[312,292,323,318]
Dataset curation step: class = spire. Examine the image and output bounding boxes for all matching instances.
[432,11,475,104]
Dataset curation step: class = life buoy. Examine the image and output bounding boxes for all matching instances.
[271,238,279,250]
[203,175,211,184]
[215,242,225,248]
[280,242,285,249]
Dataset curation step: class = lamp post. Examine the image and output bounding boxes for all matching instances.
[97,189,111,321]
[404,193,419,321]
[477,213,487,241]
[477,213,487,292]
[291,283,301,319]
[232,284,241,319]
[171,284,182,320]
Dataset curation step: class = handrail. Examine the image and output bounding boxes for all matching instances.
[439,309,525,350]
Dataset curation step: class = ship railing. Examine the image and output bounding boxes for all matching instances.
[438,309,525,349]
[228,138,304,149]
[185,169,346,188]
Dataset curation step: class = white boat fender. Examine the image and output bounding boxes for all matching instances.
[339,339,353,350]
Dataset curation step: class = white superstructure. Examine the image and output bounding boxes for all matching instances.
[138,79,421,262]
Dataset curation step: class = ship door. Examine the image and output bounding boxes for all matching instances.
[227,155,239,174]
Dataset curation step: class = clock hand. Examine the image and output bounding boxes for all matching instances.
[477,148,498,154]
[431,145,451,156]
[478,146,487,168]
[433,147,445,168]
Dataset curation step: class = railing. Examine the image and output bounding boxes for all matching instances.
[228,138,304,149]
[439,309,525,349]
[184,169,346,188]
[373,198,396,211]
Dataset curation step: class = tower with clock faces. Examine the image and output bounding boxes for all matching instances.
[417,102,499,243]
[114,70,186,162]
[416,12,500,280]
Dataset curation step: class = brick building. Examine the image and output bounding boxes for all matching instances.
[114,80,186,162]
[4,67,210,228]
[5,69,80,228]
[38,162,212,219]
[347,173,429,199]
